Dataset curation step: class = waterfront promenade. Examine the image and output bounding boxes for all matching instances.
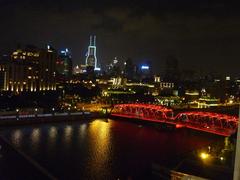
[0,111,97,126]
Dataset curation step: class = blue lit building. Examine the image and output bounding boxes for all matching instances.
[138,60,152,79]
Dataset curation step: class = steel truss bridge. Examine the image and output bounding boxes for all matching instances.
[111,104,238,136]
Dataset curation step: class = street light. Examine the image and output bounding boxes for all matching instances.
[52,108,55,116]
[68,107,71,115]
[16,108,19,120]
[200,152,209,160]
[34,108,38,117]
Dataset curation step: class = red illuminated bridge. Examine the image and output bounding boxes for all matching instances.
[111,104,238,136]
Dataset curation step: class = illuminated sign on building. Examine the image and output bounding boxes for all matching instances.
[141,65,149,70]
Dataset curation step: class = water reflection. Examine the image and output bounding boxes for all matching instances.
[48,126,58,149]
[79,123,87,140]
[11,129,23,147]
[30,128,41,150]
[63,125,73,146]
[49,126,57,139]
[88,120,111,175]
[2,119,226,179]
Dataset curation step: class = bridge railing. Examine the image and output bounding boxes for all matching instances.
[111,103,238,136]
[112,103,174,121]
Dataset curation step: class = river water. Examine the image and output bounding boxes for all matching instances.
[0,118,223,179]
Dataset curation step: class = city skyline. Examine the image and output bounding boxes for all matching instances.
[0,1,240,180]
[0,0,239,76]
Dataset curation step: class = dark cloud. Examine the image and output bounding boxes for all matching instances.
[0,0,240,76]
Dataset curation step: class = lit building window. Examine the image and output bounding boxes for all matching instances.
[33,53,40,57]
[226,76,231,81]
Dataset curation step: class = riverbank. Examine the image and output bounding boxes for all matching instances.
[0,112,108,127]
[172,105,239,116]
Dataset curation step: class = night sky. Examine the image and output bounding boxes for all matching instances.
[0,0,239,76]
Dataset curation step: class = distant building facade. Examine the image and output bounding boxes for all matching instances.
[124,58,134,80]
[164,56,180,83]
[56,48,72,77]
[138,60,153,81]
[0,55,9,91]
[0,45,57,93]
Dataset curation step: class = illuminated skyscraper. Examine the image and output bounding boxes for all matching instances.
[85,35,99,70]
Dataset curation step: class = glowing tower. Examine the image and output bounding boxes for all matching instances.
[85,35,99,70]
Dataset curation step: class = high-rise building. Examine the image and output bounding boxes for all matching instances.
[0,45,57,93]
[138,60,152,79]
[106,57,121,77]
[0,55,9,91]
[56,48,72,77]
[164,56,180,83]
[39,45,57,91]
[124,58,134,80]
[85,35,99,70]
